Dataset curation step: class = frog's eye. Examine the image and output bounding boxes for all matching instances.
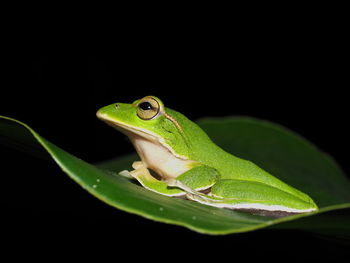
[137,97,161,120]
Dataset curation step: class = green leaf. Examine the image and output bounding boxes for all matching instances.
[1,115,350,235]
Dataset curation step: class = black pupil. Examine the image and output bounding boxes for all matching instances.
[139,102,153,110]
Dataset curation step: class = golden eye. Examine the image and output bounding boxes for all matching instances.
[137,97,161,120]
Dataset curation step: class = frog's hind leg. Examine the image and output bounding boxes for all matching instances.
[165,178,217,202]
[208,179,317,217]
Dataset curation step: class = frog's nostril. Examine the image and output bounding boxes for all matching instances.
[115,103,119,110]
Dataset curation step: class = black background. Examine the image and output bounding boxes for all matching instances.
[1,17,349,258]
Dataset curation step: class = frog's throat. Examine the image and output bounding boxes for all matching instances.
[100,116,188,160]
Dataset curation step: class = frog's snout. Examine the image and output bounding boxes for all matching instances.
[96,103,120,120]
[96,106,108,120]
[96,109,105,120]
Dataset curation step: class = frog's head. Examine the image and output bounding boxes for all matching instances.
[96,96,192,159]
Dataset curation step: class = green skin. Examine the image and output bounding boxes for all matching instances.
[97,96,318,216]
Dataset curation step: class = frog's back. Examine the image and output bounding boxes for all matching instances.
[183,118,312,203]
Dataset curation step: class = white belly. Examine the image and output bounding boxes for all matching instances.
[130,135,194,179]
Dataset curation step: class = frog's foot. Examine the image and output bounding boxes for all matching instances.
[129,161,150,178]
[118,161,148,178]
[164,178,221,203]
[120,161,186,197]
[118,161,147,179]
[185,192,226,204]
[118,170,133,179]
[165,178,197,194]
[165,179,249,207]
[131,161,144,170]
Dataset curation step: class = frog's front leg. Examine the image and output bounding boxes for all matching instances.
[121,161,186,197]
[124,162,220,199]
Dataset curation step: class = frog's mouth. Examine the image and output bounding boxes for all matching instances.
[105,118,158,143]
[97,112,171,152]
